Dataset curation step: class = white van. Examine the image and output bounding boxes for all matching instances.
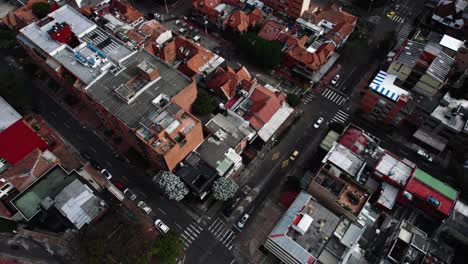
[179,28,186,34]
[193,35,201,42]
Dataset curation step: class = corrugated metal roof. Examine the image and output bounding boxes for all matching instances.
[427,50,455,83]
[396,41,425,67]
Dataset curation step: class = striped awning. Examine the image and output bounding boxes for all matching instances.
[369,71,407,102]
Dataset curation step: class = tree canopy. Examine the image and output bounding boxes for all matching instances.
[32,2,50,19]
[155,171,189,201]
[192,89,218,116]
[286,93,301,107]
[238,32,282,69]
[212,177,238,201]
[145,231,184,264]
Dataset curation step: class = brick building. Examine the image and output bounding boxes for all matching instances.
[17,5,203,171]
[262,0,311,19]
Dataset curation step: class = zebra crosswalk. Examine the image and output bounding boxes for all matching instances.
[321,89,347,106]
[388,14,405,23]
[207,218,236,250]
[303,93,315,104]
[331,110,349,125]
[180,222,203,250]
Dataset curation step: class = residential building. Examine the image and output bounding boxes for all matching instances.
[432,0,467,30]
[1,0,47,31]
[149,36,225,78]
[264,191,366,264]
[229,83,293,142]
[387,40,455,97]
[308,143,371,221]
[206,65,253,100]
[399,169,459,219]
[375,220,454,264]
[10,165,107,229]
[205,112,256,153]
[136,101,204,172]
[359,70,412,126]
[192,0,243,28]
[225,7,263,33]
[174,153,218,200]
[262,0,311,19]
[195,135,243,177]
[412,92,468,154]
[17,5,203,171]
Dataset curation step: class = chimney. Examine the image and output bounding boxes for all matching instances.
[137,60,160,81]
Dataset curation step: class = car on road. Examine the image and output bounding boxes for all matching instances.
[237,214,250,229]
[137,201,152,215]
[123,188,137,200]
[290,150,299,161]
[313,117,324,128]
[100,169,112,180]
[331,74,340,86]
[155,219,169,233]
[387,11,396,18]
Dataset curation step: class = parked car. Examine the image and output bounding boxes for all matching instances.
[237,214,250,229]
[81,152,92,161]
[90,160,102,170]
[331,74,340,85]
[137,201,152,215]
[290,150,299,161]
[123,188,137,200]
[417,149,433,162]
[155,219,169,233]
[313,117,324,128]
[100,169,112,180]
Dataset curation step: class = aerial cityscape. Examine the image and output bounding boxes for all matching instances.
[0,0,467,263]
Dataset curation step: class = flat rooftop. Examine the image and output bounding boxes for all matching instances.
[430,92,468,132]
[375,152,414,186]
[19,5,96,55]
[86,50,192,128]
[0,97,21,132]
[11,165,77,220]
[265,192,340,264]
[323,143,366,177]
[175,153,218,196]
[369,71,409,102]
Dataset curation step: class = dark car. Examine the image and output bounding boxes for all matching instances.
[90,160,102,170]
[81,152,92,161]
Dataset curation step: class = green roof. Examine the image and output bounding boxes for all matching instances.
[414,169,457,200]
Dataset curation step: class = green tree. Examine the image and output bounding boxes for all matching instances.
[192,89,218,116]
[238,32,282,69]
[286,93,301,107]
[145,231,184,264]
[32,2,50,19]
[0,29,17,49]
[212,177,238,201]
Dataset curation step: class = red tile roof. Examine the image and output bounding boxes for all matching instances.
[207,66,253,99]
[0,149,57,192]
[244,85,285,130]
[1,0,47,30]
[226,10,250,33]
[175,37,215,76]
[0,120,48,165]
[258,20,288,41]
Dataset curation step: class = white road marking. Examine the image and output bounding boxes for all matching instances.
[90,147,97,153]
[175,223,183,230]
[157,208,167,215]
[64,123,71,128]
[105,161,113,167]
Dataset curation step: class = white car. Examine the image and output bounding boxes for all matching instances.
[290,150,299,161]
[155,219,170,234]
[100,169,112,180]
[417,149,433,162]
[237,214,250,229]
[123,188,137,200]
[313,117,324,128]
[331,74,340,85]
[137,201,152,215]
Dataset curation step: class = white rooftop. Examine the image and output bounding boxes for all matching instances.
[375,152,414,186]
[19,5,97,56]
[323,143,366,177]
[369,71,409,102]
[431,92,468,132]
[258,103,293,141]
[439,34,463,52]
[0,97,21,132]
[377,183,399,210]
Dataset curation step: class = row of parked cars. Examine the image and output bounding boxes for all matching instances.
[81,152,168,233]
